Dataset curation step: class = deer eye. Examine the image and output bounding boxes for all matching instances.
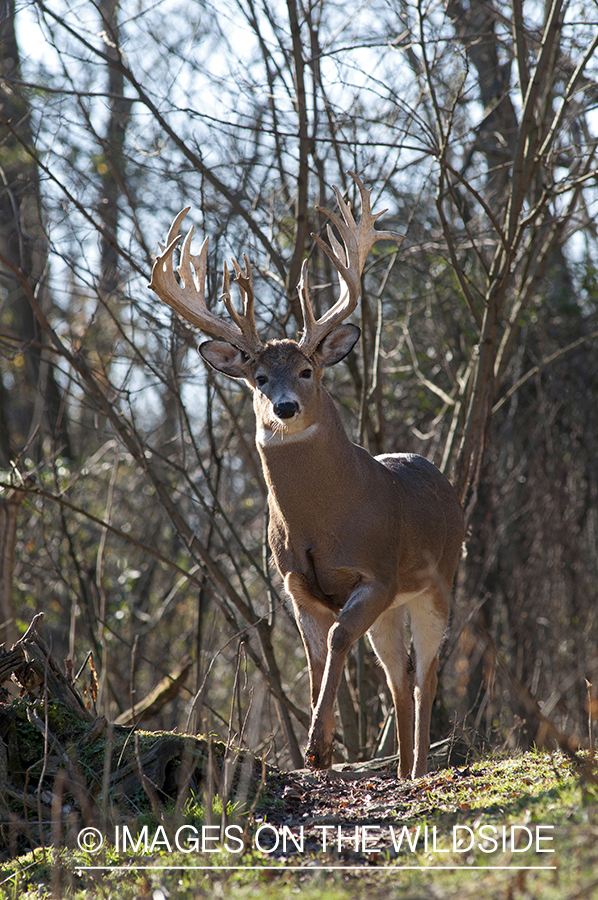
[256,374,268,387]
[299,369,312,379]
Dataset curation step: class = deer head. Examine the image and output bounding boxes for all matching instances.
[149,173,403,439]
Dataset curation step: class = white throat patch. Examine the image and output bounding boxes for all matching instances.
[256,422,320,447]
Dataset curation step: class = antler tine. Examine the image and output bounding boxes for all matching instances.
[149,209,263,356]
[166,207,190,248]
[347,171,405,249]
[298,259,317,333]
[223,255,262,354]
[298,173,403,356]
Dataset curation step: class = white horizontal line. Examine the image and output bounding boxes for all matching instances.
[77,865,558,872]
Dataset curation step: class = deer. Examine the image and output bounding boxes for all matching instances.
[149,174,464,779]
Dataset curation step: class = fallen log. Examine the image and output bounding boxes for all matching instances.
[0,615,269,858]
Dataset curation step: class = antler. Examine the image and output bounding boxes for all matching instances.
[298,172,403,356]
[149,208,263,356]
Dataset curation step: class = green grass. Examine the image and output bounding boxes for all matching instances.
[2,749,597,899]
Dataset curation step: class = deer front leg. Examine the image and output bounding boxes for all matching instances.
[305,580,391,769]
[285,573,336,712]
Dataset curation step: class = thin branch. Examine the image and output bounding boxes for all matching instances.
[35,0,287,281]
[493,328,598,414]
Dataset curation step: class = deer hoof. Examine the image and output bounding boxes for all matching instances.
[305,742,333,770]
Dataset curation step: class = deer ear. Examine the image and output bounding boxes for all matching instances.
[199,340,250,378]
[313,324,360,368]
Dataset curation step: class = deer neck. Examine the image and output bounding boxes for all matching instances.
[256,388,357,517]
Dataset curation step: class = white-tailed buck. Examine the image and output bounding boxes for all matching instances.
[149,174,464,778]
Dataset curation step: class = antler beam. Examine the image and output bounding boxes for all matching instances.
[149,175,401,360]
[298,172,403,357]
[149,208,263,356]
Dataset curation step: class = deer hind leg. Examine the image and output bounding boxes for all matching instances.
[367,605,414,778]
[408,588,448,778]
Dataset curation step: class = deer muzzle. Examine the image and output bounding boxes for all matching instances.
[273,400,299,420]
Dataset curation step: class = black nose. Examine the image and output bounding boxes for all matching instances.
[274,400,299,420]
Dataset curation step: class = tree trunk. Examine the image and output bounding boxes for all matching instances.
[0,0,71,462]
[0,489,23,647]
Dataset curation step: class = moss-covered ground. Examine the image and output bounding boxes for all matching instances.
[1,748,597,899]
